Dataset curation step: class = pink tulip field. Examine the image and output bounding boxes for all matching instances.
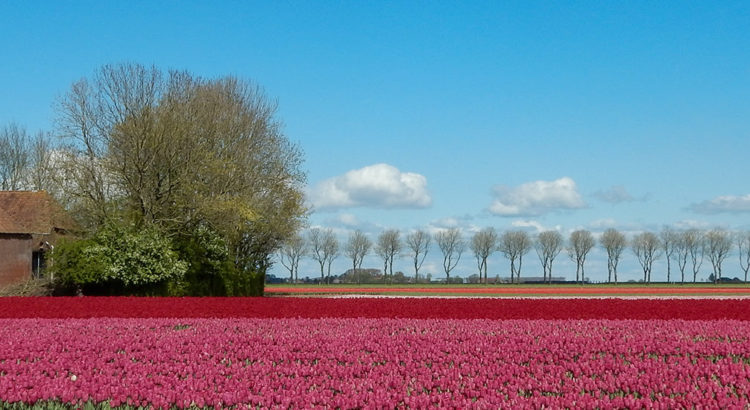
[1,297,749,408]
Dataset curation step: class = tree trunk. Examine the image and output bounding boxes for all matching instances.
[389,255,394,285]
[580,263,585,285]
[716,265,721,284]
[483,259,488,284]
[666,258,671,283]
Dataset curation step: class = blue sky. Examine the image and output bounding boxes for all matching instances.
[1,1,749,281]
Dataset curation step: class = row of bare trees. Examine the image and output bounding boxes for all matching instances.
[278,226,750,284]
[0,123,57,193]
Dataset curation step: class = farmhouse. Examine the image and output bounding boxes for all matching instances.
[0,191,76,287]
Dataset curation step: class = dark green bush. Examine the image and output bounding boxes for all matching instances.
[171,225,235,296]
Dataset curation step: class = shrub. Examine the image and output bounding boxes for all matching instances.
[171,225,235,296]
[52,224,187,295]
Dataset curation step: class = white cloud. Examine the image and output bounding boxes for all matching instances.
[489,177,586,216]
[308,163,432,211]
[589,218,618,229]
[336,213,359,227]
[425,216,480,237]
[593,185,650,204]
[510,220,548,233]
[673,219,711,230]
[689,194,750,214]
[593,185,634,204]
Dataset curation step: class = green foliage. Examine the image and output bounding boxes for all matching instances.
[169,224,266,296]
[52,224,187,295]
[220,268,266,297]
[96,224,187,287]
[171,225,234,296]
[50,238,108,287]
[53,64,308,295]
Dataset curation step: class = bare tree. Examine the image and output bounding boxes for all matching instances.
[435,228,465,282]
[705,229,732,283]
[535,230,563,284]
[499,230,532,284]
[308,228,331,284]
[470,227,498,284]
[406,230,431,282]
[675,231,690,284]
[600,228,626,284]
[27,131,56,192]
[323,232,340,284]
[738,231,750,283]
[684,229,705,283]
[660,227,678,283]
[567,230,595,285]
[346,230,372,284]
[279,233,306,283]
[375,229,401,284]
[55,72,130,225]
[0,123,30,190]
[632,232,662,283]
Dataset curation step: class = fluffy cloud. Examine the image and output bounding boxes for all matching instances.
[593,185,634,204]
[593,185,650,204]
[425,216,480,236]
[689,194,750,214]
[673,219,711,230]
[510,220,557,234]
[335,213,360,227]
[309,163,431,211]
[589,218,618,229]
[489,177,586,216]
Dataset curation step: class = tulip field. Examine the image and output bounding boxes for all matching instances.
[1,297,750,408]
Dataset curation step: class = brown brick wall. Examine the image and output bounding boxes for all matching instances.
[0,234,32,287]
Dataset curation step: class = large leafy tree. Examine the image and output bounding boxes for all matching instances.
[55,64,306,294]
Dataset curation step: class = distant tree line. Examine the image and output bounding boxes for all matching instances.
[278,227,750,285]
[1,63,306,296]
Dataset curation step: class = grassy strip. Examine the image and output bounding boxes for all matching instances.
[269,292,750,297]
[266,283,750,297]
[267,283,750,289]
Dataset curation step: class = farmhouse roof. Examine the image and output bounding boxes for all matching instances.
[0,207,27,234]
[0,191,76,235]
